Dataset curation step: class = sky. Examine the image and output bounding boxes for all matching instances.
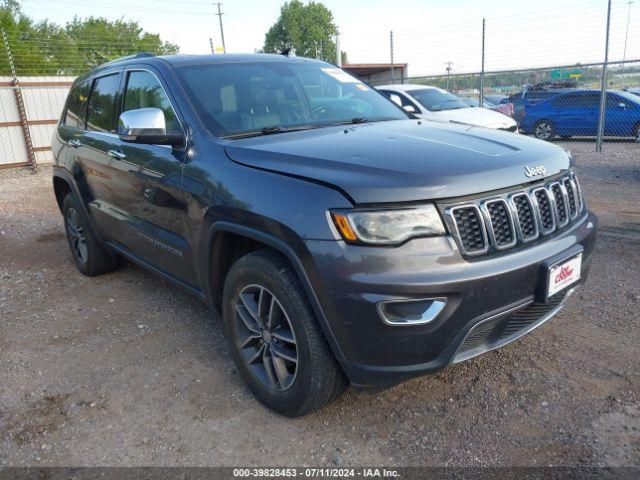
[20,0,640,77]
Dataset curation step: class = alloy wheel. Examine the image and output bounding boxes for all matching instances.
[234,284,298,391]
[66,207,88,264]
[535,122,552,140]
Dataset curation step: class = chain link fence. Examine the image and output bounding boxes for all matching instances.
[0,30,172,171]
[1,1,639,170]
[388,60,640,143]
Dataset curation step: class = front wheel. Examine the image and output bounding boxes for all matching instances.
[634,123,640,143]
[222,250,347,416]
[533,119,556,141]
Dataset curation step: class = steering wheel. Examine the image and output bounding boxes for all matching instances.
[310,104,332,119]
[311,104,361,120]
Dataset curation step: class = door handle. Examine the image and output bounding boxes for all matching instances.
[107,149,127,160]
[69,139,82,148]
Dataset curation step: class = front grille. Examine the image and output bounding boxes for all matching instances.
[455,292,567,362]
[511,193,538,240]
[451,206,487,254]
[444,172,583,257]
[534,188,555,233]
[551,182,569,226]
[562,178,578,218]
[485,200,515,248]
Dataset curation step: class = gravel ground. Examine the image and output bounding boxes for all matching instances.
[0,141,639,467]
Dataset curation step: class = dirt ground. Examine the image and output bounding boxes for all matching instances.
[0,141,639,467]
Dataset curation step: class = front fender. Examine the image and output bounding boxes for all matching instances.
[202,220,347,364]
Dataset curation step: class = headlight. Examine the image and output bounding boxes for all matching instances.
[330,205,446,245]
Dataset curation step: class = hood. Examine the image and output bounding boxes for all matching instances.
[426,107,516,129]
[224,119,570,204]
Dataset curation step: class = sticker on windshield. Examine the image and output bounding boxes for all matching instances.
[321,68,361,83]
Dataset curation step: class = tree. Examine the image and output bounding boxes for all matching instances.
[0,1,179,76]
[65,17,179,70]
[263,0,347,64]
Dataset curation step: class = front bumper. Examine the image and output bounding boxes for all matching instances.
[303,211,597,388]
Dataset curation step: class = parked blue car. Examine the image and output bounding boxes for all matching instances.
[520,89,640,141]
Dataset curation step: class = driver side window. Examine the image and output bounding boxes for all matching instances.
[123,71,182,134]
[382,90,418,112]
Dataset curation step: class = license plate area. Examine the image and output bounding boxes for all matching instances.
[538,246,583,303]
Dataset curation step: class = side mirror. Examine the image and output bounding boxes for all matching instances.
[118,108,184,147]
[403,105,417,113]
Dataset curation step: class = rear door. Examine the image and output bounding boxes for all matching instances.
[549,93,598,136]
[57,79,91,170]
[73,72,125,238]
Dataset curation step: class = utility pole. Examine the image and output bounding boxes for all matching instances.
[215,2,226,53]
[620,1,634,88]
[480,18,485,106]
[445,61,453,90]
[390,30,395,84]
[596,0,612,153]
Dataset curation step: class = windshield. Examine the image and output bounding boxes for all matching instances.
[175,61,408,137]
[409,88,469,111]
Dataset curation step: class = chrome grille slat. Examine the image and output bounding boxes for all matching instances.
[549,182,569,228]
[532,187,556,235]
[445,172,583,256]
[562,177,579,219]
[482,199,516,249]
[508,192,539,242]
[448,205,489,256]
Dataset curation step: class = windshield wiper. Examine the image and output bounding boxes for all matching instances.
[221,124,318,139]
[350,117,371,124]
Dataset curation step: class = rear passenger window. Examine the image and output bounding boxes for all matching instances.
[86,74,120,133]
[552,94,583,108]
[123,71,181,134]
[63,81,90,128]
[553,93,599,108]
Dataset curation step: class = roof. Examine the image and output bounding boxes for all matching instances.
[75,53,330,83]
[342,63,407,76]
[376,84,441,92]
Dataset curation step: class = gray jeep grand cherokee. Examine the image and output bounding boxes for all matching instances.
[52,53,597,416]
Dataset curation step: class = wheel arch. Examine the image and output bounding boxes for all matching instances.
[204,221,347,364]
[52,169,104,242]
[53,175,72,211]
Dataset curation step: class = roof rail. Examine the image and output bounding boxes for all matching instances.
[99,52,156,67]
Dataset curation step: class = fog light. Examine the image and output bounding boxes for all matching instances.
[377,297,447,326]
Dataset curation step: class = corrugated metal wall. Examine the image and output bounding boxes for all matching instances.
[0,76,74,168]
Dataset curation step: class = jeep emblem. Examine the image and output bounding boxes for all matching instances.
[524,165,547,178]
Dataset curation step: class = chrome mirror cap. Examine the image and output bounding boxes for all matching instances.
[118,107,167,137]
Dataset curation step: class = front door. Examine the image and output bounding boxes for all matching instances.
[111,68,197,285]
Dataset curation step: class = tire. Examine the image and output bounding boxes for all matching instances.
[533,119,556,141]
[634,123,640,143]
[62,193,119,276]
[222,250,347,416]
